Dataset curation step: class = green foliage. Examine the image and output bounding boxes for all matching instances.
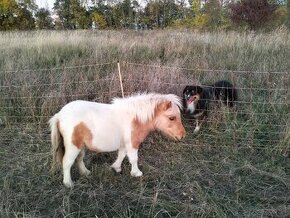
[113,0,135,28]
[54,0,90,29]
[192,0,201,16]
[14,5,35,30]
[18,0,37,11]
[35,8,53,29]
[204,0,222,29]
[191,14,208,29]
[0,0,35,30]
[92,11,107,29]
[71,0,91,29]
[270,6,288,27]
[0,0,289,31]
[0,0,18,30]
[0,0,17,14]
[172,0,230,30]
[144,0,184,28]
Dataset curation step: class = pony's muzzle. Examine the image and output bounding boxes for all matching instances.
[177,128,186,140]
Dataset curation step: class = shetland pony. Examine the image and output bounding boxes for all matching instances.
[49,93,186,188]
[183,80,238,133]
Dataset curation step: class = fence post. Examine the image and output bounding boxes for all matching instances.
[117,61,124,98]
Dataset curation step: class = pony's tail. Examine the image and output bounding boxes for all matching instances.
[49,114,64,172]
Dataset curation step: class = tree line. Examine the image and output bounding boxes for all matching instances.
[1,0,290,31]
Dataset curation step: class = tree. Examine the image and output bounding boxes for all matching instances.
[0,0,35,30]
[113,0,135,28]
[89,1,112,27]
[192,0,201,16]
[14,3,35,30]
[144,1,160,28]
[204,0,222,29]
[0,0,18,30]
[229,0,278,29]
[35,8,53,29]
[71,0,90,28]
[17,0,37,12]
[144,0,181,28]
[92,11,107,29]
[54,0,90,29]
[53,0,72,29]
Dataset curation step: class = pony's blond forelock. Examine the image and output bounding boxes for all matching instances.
[112,92,182,123]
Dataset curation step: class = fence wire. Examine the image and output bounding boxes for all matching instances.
[0,62,289,153]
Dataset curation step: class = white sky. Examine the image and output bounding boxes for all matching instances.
[35,0,55,10]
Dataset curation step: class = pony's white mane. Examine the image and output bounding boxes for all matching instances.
[112,93,182,123]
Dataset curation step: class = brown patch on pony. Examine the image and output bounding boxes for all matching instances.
[130,100,173,149]
[131,118,154,149]
[72,122,93,149]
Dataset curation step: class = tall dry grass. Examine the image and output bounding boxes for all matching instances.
[0,29,289,71]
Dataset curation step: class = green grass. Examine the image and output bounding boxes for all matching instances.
[0,30,289,217]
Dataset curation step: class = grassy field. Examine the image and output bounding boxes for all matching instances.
[0,30,289,217]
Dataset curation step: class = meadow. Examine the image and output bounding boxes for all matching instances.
[0,29,289,217]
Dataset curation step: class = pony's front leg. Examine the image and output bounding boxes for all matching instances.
[111,147,126,173]
[127,148,143,177]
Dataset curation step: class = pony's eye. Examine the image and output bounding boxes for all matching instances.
[169,116,176,121]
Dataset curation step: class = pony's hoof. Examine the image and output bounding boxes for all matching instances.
[80,169,91,177]
[111,164,122,173]
[131,170,143,177]
[63,181,74,188]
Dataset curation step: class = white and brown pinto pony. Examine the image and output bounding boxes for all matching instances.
[49,93,186,188]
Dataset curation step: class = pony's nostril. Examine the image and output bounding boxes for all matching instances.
[177,132,185,140]
[181,130,186,138]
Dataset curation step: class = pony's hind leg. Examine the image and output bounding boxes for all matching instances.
[76,149,91,176]
[111,147,126,173]
[62,144,80,188]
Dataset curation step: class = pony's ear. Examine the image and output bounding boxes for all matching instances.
[161,101,172,111]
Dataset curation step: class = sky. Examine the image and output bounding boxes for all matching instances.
[35,0,55,10]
